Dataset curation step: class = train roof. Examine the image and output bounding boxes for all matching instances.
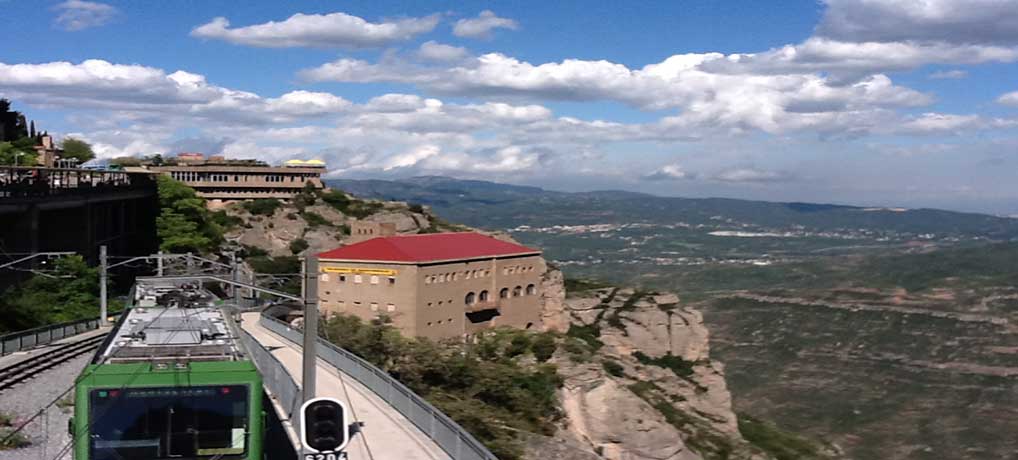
[97,280,244,364]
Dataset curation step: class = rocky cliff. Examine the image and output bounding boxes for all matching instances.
[528,277,777,460]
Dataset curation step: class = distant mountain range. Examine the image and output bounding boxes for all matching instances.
[328,176,1018,239]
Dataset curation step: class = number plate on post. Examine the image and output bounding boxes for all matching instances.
[304,452,347,460]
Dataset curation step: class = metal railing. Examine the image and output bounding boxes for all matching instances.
[236,326,303,433]
[0,166,155,199]
[260,314,498,460]
[0,313,119,356]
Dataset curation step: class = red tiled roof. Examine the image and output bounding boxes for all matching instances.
[317,232,540,263]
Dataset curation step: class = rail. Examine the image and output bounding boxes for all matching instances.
[0,313,119,356]
[260,314,498,460]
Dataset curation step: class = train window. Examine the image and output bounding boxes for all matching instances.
[89,385,249,459]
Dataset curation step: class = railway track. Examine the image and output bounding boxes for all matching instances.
[0,333,106,392]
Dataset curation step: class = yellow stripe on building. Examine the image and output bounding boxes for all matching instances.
[323,267,398,276]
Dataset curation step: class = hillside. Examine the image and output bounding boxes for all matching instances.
[328,176,1018,239]
[209,184,833,460]
[326,176,1018,460]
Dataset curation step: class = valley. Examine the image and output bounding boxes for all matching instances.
[330,176,1018,460]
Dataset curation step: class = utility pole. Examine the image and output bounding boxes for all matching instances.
[302,255,318,403]
[231,252,241,306]
[156,250,164,276]
[99,245,108,326]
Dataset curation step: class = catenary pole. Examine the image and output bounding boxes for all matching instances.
[302,255,318,403]
[99,245,108,326]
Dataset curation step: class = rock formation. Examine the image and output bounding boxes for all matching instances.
[533,275,779,460]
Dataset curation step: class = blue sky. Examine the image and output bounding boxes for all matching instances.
[2,0,1018,214]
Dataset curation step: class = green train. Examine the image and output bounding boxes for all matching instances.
[71,281,264,460]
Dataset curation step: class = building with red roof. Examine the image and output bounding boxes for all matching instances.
[316,232,544,339]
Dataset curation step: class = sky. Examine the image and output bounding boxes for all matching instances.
[2,0,1018,215]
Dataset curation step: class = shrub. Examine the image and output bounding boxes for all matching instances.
[738,414,822,460]
[602,359,625,377]
[302,211,331,228]
[320,190,351,210]
[531,334,557,362]
[242,198,282,216]
[0,411,30,450]
[289,238,309,254]
[633,351,696,377]
[240,245,268,258]
[209,210,243,230]
[408,203,425,213]
[345,200,385,219]
[322,316,563,460]
[566,324,603,350]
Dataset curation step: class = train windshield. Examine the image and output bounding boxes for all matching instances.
[89,385,249,460]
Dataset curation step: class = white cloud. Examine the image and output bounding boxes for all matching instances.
[190,12,439,48]
[703,38,1018,82]
[302,52,932,134]
[52,0,118,31]
[0,60,351,124]
[417,41,469,62]
[713,168,793,183]
[928,69,968,79]
[998,91,1018,106]
[452,10,518,39]
[817,0,1018,45]
[643,163,691,181]
[896,112,984,134]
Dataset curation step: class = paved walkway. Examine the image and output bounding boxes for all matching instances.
[240,312,451,460]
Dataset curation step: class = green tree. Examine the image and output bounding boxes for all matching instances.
[60,137,95,162]
[0,255,101,332]
[156,175,223,253]
[0,141,38,166]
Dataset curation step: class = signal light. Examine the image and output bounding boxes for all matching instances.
[300,397,349,453]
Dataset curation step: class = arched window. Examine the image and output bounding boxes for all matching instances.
[500,288,509,299]
[465,292,476,305]
[479,290,489,302]
[526,284,537,295]
[512,286,522,297]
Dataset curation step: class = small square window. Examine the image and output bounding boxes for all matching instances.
[370,275,379,285]
[370,302,379,311]
[388,277,396,285]
[354,274,363,283]
[339,275,346,282]
[321,274,330,282]
[387,304,395,312]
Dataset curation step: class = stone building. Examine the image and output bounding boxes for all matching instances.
[348,221,397,243]
[149,159,323,202]
[316,232,544,339]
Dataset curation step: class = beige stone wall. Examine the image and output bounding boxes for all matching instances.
[317,261,420,335]
[348,221,397,243]
[319,254,544,340]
